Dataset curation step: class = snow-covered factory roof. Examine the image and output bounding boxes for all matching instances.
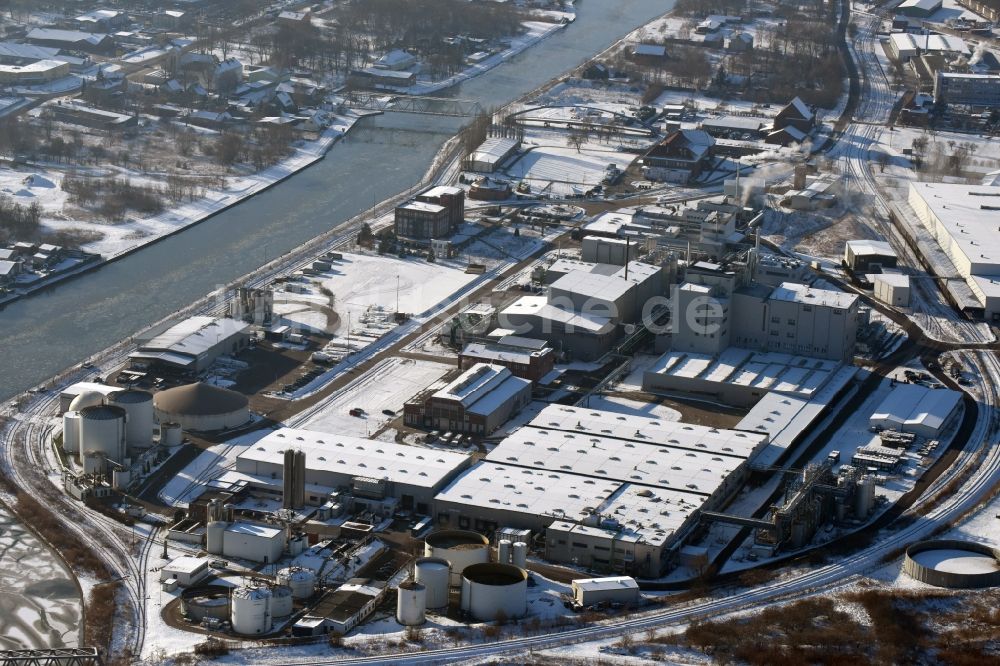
[890,32,967,55]
[469,136,519,163]
[461,341,547,365]
[436,405,766,546]
[648,348,843,399]
[432,363,530,414]
[501,296,615,333]
[225,521,283,539]
[908,181,1000,275]
[398,201,446,214]
[870,383,962,434]
[550,270,634,302]
[769,282,858,310]
[134,316,249,362]
[846,239,897,258]
[237,428,470,490]
[572,576,639,592]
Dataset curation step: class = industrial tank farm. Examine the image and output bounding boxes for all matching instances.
[231,582,273,635]
[414,557,450,608]
[107,389,154,449]
[904,540,1000,588]
[396,580,427,626]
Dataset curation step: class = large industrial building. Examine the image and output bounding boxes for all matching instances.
[236,428,472,513]
[643,347,848,408]
[433,405,769,577]
[129,316,251,375]
[466,136,520,172]
[907,181,1000,320]
[403,363,532,434]
[458,337,555,383]
[933,72,1000,108]
[672,262,861,362]
[394,186,465,240]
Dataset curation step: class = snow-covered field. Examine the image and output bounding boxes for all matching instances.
[0,507,81,650]
[507,145,635,196]
[294,356,452,437]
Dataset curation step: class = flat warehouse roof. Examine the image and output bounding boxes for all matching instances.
[870,383,962,432]
[550,270,634,302]
[769,282,858,309]
[225,522,283,539]
[237,428,470,490]
[846,239,896,257]
[138,316,249,357]
[909,182,1000,270]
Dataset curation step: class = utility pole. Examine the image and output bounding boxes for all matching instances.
[396,274,400,315]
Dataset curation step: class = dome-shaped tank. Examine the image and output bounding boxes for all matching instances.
[160,422,183,447]
[69,390,106,412]
[460,563,527,622]
[424,530,490,586]
[276,567,316,600]
[497,539,512,565]
[78,404,126,468]
[206,521,226,555]
[231,583,272,635]
[154,382,250,432]
[414,557,450,609]
[396,580,427,626]
[107,389,154,450]
[269,584,293,617]
[512,541,528,569]
[62,411,81,454]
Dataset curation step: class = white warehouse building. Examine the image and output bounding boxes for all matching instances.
[236,428,472,514]
[869,383,963,438]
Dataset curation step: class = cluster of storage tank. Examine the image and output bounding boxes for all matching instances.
[396,530,528,625]
[230,574,314,635]
[62,389,155,475]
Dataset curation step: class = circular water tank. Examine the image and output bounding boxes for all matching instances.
[160,422,183,447]
[154,382,250,432]
[69,390,106,412]
[269,584,293,617]
[414,557,450,609]
[512,542,528,569]
[62,411,81,454]
[206,521,226,555]
[460,563,528,622]
[276,567,316,599]
[498,539,512,565]
[78,405,126,467]
[288,533,308,557]
[397,580,427,626]
[231,583,272,635]
[424,530,490,586]
[180,585,231,621]
[904,539,1000,588]
[108,389,154,450]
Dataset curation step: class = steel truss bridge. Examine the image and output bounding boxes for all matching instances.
[0,648,102,666]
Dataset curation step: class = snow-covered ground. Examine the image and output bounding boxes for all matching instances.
[28,111,374,259]
[581,395,681,422]
[0,507,81,650]
[293,356,452,437]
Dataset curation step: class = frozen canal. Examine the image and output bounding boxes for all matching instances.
[0,507,82,649]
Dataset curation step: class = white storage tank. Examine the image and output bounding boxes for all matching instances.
[160,422,183,447]
[497,539,512,565]
[424,530,490,586]
[512,541,528,569]
[62,411,81,455]
[231,583,272,635]
[78,404,126,467]
[206,521,227,555]
[107,389,154,450]
[460,563,528,622]
[855,475,875,517]
[396,580,427,626]
[269,584,294,617]
[288,533,308,556]
[276,566,316,600]
[414,557,450,609]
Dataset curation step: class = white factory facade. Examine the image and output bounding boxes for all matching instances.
[907,181,1000,321]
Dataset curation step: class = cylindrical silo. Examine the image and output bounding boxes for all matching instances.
[512,542,528,569]
[206,521,227,555]
[231,583,272,635]
[855,475,875,517]
[62,411,81,455]
[108,389,154,450]
[414,557,450,609]
[276,567,316,600]
[78,404,126,467]
[269,584,293,617]
[288,533,308,556]
[497,539,512,565]
[396,580,427,626]
[460,563,528,622]
[160,422,183,447]
[424,530,490,586]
